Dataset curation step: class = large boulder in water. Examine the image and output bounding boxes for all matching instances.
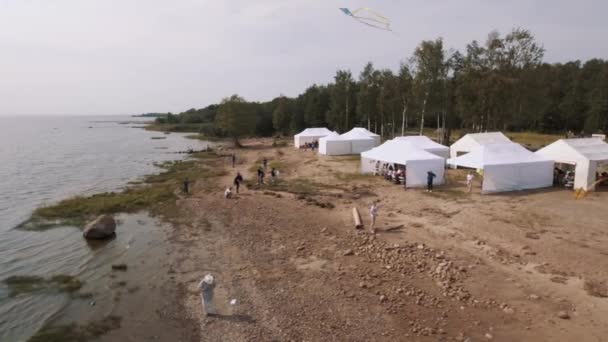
[83,215,116,239]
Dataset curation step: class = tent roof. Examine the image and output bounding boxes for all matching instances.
[448,143,552,168]
[362,139,443,165]
[324,128,375,141]
[347,127,380,137]
[394,136,449,151]
[557,138,608,161]
[451,132,512,151]
[294,127,336,137]
[465,132,511,145]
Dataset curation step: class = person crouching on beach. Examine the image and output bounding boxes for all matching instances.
[370,201,379,234]
[224,186,233,199]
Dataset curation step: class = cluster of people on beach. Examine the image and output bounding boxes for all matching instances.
[224,155,279,199]
[302,141,318,152]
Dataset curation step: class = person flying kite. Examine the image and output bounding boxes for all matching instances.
[339,7,392,32]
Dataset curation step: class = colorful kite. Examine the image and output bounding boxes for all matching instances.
[339,7,392,32]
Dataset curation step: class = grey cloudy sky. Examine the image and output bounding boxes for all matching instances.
[1,0,606,116]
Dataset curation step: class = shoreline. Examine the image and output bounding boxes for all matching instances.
[10,136,608,341]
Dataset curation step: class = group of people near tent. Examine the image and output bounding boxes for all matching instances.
[294,127,608,194]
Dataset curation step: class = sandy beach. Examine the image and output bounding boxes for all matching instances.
[92,138,608,341]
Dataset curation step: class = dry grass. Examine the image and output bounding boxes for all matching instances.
[584,279,608,298]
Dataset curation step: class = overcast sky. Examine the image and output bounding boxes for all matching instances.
[1,0,606,116]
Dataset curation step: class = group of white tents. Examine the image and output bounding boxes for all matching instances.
[294,128,608,193]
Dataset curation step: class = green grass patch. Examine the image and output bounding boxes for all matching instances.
[28,315,122,342]
[145,123,206,133]
[21,153,225,230]
[4,274,83,297]
[185,134,224,142]
[507,132,561,149]
[334,172,375,182]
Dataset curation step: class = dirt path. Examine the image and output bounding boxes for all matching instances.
[167,139,608,341]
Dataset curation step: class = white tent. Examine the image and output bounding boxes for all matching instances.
[294,128,337,148]
[535,138,608,191]
[361,139,445,188]
[319,127,380,155]
[448,143,554,193]
[450,132,512,159]
[394,136,450,158]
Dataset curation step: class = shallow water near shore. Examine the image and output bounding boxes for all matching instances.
[0,116,212,341]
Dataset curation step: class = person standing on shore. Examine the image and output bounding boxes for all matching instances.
[198,274,216,316]
[369,201,379,234]
[234,172,243,194]
[183,177,190,194]
[426,171,436,192]
[231,153,236,168]
[263,157,268,170]
[466,171,474,193]
[257,167,265,185]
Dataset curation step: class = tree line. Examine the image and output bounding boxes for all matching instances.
[155,28,608,144]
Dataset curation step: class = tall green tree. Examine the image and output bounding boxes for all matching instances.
[411,38,448,135]
[272,96,292,135]
[327,70,357,132]
[215,95,258,146]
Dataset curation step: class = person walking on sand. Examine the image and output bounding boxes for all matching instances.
[466,171,474,193]
[369,201,379,234]
[198,274,216,316]
[257,167,265,185]
[231,153,236,168]
[426,171,436,192]
[233,172,243,194]
[263,157,268,170]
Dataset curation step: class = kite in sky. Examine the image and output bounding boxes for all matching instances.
[339,7,392,32]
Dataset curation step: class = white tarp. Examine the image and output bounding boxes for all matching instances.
[450,132,512,160]
[394,136,450,158]
[535,138,608,191]
[294,128,337,148]
[448,143,553,193]
[319,127,380,155]
[361,139,445,188]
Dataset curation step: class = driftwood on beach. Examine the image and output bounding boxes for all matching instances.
[352,207,363,229]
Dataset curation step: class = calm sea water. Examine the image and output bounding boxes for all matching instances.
[0,116,212,341]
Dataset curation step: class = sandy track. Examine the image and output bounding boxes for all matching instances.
[169,139,608,342]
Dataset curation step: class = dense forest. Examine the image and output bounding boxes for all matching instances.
[155,28,608,144]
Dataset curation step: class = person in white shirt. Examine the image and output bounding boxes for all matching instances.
[198,274,216,316]
[370,201,379,234]
[224,186,233,199]
[466,172,474,193]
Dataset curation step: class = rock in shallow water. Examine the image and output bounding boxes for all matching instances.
[83,215,117,239]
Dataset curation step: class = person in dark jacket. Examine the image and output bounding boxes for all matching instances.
[233,172,243,193]
[426,171,436,192]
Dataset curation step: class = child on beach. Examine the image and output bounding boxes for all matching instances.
[466,172,474,193]
[224,187,232,199]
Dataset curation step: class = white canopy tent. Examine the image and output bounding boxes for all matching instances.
[448,143,554,194]
[361,139,445,188]
[535,138,608,191]
[319,127,380,155]
[450,132,512,159]
[294,128,337,148]
[394,136,450,158]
